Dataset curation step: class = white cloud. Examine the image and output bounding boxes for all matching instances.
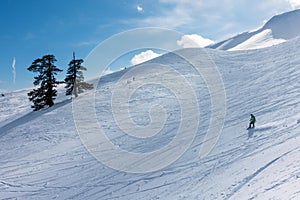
[11,57,16,84]
[131,50,162,65]
[286,0,300,9]
[134,0,296,41]
[177,34,214,48]
[137,1,195,29]
[137,5,143,12]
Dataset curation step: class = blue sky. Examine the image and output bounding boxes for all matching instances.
[0,0,299,90]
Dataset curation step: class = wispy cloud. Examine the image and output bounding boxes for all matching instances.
[133,0,295,40]
[136,1,197,29]
[286,0,300,9]
[12,57,16,84]
[75,40,100,47]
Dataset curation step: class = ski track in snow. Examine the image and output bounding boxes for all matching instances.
[224,146,300,200]
[0,38,300,199]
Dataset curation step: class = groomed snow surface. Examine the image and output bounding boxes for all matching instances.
[1,38,300,199]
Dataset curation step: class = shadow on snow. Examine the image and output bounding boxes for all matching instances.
[247,126,275,139]
[0,99,71,137]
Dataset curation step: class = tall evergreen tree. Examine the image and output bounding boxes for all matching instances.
[27,55,62,111]
[65,52,93,98]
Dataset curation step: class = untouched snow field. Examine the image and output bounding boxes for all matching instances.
[228,29,286,51]
[1,37,300,199]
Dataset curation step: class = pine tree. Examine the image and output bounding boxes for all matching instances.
[27,55,62,111]
[64,52,93,98]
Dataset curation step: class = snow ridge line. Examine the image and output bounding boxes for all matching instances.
[224,147,299,200]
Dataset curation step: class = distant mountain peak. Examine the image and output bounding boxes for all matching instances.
[209,9,300,51]
[263,9,300,40]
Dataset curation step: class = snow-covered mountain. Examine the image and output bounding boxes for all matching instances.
[1,35,300,199]
[209,9,300,51]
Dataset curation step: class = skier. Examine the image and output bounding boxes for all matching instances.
[248,114,256,129]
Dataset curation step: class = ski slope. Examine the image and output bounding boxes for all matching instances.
[1,37,300,199]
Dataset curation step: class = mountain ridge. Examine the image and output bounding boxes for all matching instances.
[208,9,300,51]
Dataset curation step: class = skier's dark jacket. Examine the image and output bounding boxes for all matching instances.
[250,114,256,123]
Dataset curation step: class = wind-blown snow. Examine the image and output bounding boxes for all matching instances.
[229,29,286,51]
[0,37,300,199]
[209,9,300,51]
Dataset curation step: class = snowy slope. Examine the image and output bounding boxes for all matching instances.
[0,89,31,127]
[1,38,300,199]
[209,9,300,51]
